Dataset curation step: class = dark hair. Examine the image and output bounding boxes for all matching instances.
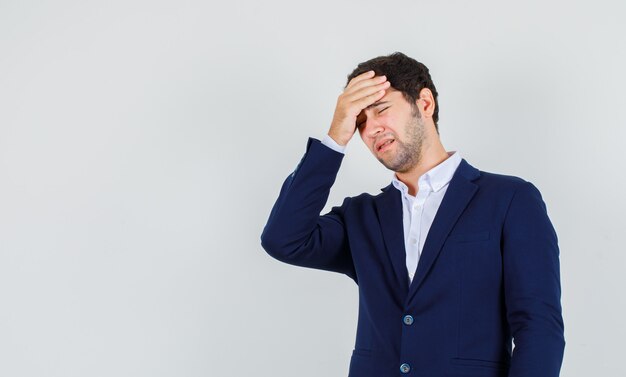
[346,52,440,131]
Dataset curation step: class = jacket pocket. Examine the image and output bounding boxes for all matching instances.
[447,230,490,243]
[450,357,509,369]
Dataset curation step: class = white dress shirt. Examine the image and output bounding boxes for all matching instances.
[320,134,462,286]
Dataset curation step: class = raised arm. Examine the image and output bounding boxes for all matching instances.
[260,137,356,279]
[260,70,390,282]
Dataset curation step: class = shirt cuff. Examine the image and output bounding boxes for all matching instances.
[321,134,347,154]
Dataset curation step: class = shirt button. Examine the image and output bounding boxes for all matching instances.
[411,238,417,245]
[400,363,411,373]
[403,315,414,325]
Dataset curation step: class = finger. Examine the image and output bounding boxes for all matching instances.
[344,80,390,104]
[346,70,376,89]
[352,88,387,111]
[345,74,388,95]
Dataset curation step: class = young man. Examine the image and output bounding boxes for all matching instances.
[260,52,565,377]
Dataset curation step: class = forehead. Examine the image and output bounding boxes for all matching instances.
[356,89,406,118]
[375,87,403,104]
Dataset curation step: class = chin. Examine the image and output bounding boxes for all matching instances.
[378,159,397,171]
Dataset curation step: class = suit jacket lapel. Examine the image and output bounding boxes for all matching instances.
[405,158,480,305]
[374,185,409,295]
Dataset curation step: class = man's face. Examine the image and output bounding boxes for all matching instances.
[355,87,426,173]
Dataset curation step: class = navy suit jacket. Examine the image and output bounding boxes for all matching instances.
[261,138,565,377]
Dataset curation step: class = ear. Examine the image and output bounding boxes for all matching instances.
[415,88,435,119]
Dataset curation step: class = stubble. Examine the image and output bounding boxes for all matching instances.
[378,109,426,173]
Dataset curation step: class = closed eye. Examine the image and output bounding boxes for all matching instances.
[356,106,390,128]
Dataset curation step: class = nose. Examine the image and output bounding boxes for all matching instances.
[363,117,384,140]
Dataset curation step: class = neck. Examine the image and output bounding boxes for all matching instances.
[395,137,450,197]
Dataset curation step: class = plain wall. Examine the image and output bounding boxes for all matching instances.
[1,0,624,376]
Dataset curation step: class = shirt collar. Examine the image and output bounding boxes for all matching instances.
[391,151,462,195]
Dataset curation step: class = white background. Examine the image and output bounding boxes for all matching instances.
[1,0,624,376]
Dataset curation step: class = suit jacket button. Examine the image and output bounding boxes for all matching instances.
[403,315,414,325]
[400,363,411,373]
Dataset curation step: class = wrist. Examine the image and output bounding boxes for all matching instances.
[327,131,348,146]
[322,134,347,154]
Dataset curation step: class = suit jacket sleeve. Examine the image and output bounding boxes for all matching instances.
[502,181,565,377]
[260,137,357,282]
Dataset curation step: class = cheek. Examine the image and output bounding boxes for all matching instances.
[382,113,396,128]
[384,116,400,136]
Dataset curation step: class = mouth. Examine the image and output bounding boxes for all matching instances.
[376,139,395,152]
